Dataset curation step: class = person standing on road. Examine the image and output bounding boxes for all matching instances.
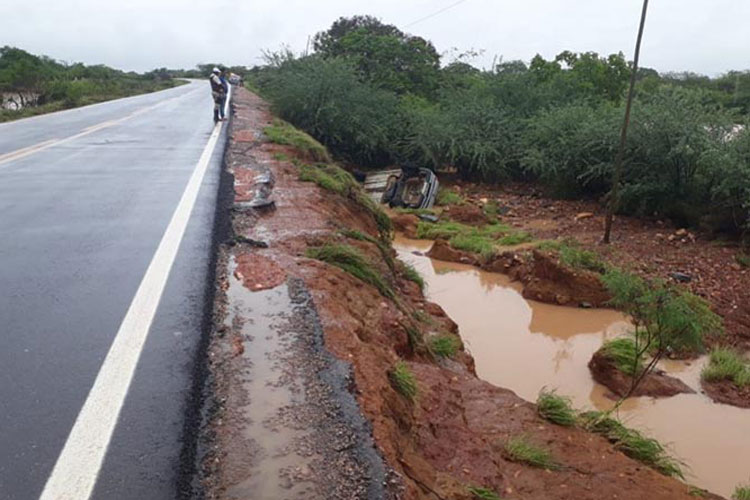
[209,67,226,123]
[219,68,229,120]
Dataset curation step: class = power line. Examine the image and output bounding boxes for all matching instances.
[404,0,471,28]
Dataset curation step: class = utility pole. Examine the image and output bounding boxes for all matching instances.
[603,0,650,244]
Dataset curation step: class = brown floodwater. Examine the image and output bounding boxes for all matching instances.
[395,235,750,498]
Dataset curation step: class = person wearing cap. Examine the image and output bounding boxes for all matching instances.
[209,67,226,123]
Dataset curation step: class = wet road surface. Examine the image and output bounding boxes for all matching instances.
[0,81,226,499]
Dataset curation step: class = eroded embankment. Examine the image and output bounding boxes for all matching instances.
[200,87,717,500]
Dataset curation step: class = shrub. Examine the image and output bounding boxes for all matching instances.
[430,335,460,358]
[581,412,684,478]
[736,253,750,268]
[503,435,560,470]
[701,348,750,387]
[306,244,394,299]
[536,389,577,427]
[389,361,418,400]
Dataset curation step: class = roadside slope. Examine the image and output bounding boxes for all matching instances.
[199,87,720,500]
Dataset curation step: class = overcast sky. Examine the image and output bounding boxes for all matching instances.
[3,0,749,76]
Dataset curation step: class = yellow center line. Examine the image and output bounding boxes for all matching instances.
[0,88,201,167]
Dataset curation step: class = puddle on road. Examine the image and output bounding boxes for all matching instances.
[395,235,750,498]
[222,258,316,499]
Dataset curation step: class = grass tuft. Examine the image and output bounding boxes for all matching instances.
[339,228,395,271]
[498,231,532,246]
[581,411,683,478]
[416,220,528,259]
[389,361,418,400]
[701,347,750,387]
[430,335,461,358]
[306,244,394,299]
[400,262,425,291]
[536,389,577,427]
[601,337,643,376]
[503,435,560,470]
[468,486,502,500]
[264,119,330,162]
[537,239,607,273]
[733,485,750,500]
[436,188,464,206]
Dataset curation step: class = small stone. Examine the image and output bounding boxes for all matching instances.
[575,212,594,221]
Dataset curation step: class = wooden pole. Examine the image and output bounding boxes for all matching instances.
[603,0,650,243]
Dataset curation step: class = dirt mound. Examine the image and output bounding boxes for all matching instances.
[701,379,750,408]
[515,250,611,307]
[426,239,479,265]
[588,349,695,398]
[443,203,487,224]
[391,213,419,239]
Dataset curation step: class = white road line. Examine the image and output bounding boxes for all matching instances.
[39,87,230,500]
[0,88,201,167]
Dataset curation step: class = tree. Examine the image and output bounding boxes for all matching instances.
[601,269,721,401]
[312,15,441,96]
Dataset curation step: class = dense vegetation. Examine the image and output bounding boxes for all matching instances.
[0,46,182,121]
[248,15,750,238]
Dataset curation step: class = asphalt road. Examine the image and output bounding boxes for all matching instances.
[0,80,227,499]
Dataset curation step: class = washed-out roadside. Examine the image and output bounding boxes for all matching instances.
[195,86,725,500]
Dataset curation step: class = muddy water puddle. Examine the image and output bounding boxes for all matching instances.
[222,258,316,499]
[395,235,750,498]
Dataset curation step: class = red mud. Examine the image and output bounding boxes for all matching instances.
[701,379,750,409]
[212,87,720,500]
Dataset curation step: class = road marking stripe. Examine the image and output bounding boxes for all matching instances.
[39,87,229,500]
[0,89,200,167]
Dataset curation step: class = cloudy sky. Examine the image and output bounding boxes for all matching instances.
[3,0,749,76]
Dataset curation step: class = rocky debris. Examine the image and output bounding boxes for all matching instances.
[701,379,750,409]
[669,271,693,283]
[588,349,695,398]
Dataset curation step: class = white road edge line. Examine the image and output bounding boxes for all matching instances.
[39,86,230,500]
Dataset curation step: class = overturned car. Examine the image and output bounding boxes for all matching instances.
[363,165,439,210]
